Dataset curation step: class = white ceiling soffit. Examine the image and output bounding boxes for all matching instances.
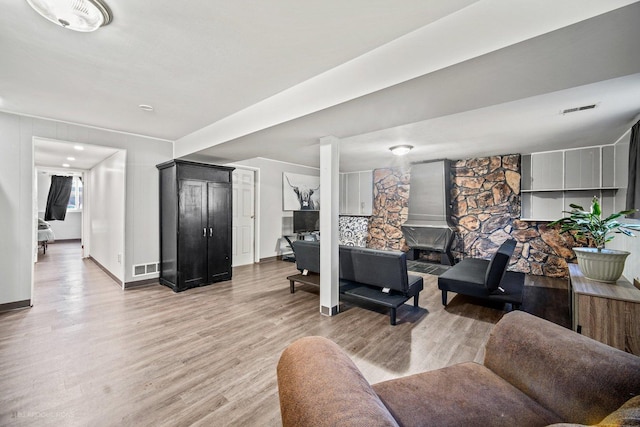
[186,73,640,172]
[184,3,640,172]
[175,0,639,158]
[34,138,120,170]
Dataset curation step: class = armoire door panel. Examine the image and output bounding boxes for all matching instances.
[208,182,231,281]
[178,179,208,288]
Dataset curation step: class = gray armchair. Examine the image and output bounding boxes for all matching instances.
[437,238,522,308]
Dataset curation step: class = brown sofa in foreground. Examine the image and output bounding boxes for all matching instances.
[277,311,640,427]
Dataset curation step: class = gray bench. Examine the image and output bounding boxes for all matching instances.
[288,241,423,325]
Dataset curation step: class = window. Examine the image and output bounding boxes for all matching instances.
[67,176,83,210]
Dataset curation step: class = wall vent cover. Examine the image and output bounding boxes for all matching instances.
[133,262,160,277]
[561,104,597,114]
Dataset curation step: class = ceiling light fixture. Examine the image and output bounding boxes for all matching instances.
[74,145,84,151]
[62,163,70,168]
[139,104,154,112]
[389,145,414,156]
[67,156,75,161]
[26,0,112,32]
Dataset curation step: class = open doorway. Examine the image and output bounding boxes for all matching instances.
[33,137,126,293]
[35,168,84,260]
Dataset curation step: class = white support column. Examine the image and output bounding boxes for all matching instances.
[319,136,340,316]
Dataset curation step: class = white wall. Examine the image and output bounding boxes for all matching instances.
[42,212,82,240]
[608,234,640,283]
[0,113,31,305]
[0,111,172,306]
[608,129,639,283]
[36,171,82,240]
[232,157,319,259]
[88,152,126,282]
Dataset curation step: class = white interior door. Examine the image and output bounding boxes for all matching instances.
[232,168,255,266]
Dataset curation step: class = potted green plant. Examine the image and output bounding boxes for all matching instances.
[549,196,640,282]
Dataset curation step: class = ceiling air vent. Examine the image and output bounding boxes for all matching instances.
[561,104,597,114]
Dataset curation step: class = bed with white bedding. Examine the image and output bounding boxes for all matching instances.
[37,218,55,254]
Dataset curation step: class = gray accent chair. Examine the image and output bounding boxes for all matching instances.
[437,238,523,308]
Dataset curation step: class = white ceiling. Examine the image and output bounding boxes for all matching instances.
[2,0,640,171]
[34,138,120,170]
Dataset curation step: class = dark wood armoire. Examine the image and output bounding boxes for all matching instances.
[157,160,234,292]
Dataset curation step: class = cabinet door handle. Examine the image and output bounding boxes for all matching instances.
[209,227,213,237]
[203,228,207,237]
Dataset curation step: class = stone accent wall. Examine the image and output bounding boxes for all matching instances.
[367,155,581,278]
[368,168,410,251]
[450,155,579,278]
[450,156,520,262]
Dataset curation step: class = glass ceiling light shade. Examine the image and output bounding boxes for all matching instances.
[389,145,414,156]
[26,0,112,32]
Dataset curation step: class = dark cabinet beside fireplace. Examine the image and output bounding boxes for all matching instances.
[157,160,234,292]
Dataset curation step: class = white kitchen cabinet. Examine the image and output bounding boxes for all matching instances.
[339,171,373,215]
[521,144,624,221]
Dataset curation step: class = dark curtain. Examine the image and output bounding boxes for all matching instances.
[627,120,640,218]
[44,176,73,221]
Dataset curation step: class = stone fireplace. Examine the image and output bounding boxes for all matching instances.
[368,154,581,278]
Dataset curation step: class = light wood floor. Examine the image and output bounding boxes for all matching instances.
[0,242,566,426]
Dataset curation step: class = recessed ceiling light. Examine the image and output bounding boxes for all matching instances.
[74,145,84,151]
[139,104,154,112]
[62,163,70,168]
[389,145,414,156]
[26,0,112,32]
[67,156,75,161]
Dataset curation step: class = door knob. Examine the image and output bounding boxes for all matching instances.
[203,228,206,237]
[209,227,213,237]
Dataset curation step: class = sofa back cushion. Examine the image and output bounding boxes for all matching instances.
[483,239,516,291]
[292,242,410,293]
[340,246,409,293]
[485,311,640,425]
[292,240,320,274]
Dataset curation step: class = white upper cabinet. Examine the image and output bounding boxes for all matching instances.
[339,171,373,215]
[529,151,564,190]
[524,146,617,192]
[564,147,600,189]
[521,144,623,221]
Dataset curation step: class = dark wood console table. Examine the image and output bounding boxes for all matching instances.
[287,273,320,293]
[569,263,640,355]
